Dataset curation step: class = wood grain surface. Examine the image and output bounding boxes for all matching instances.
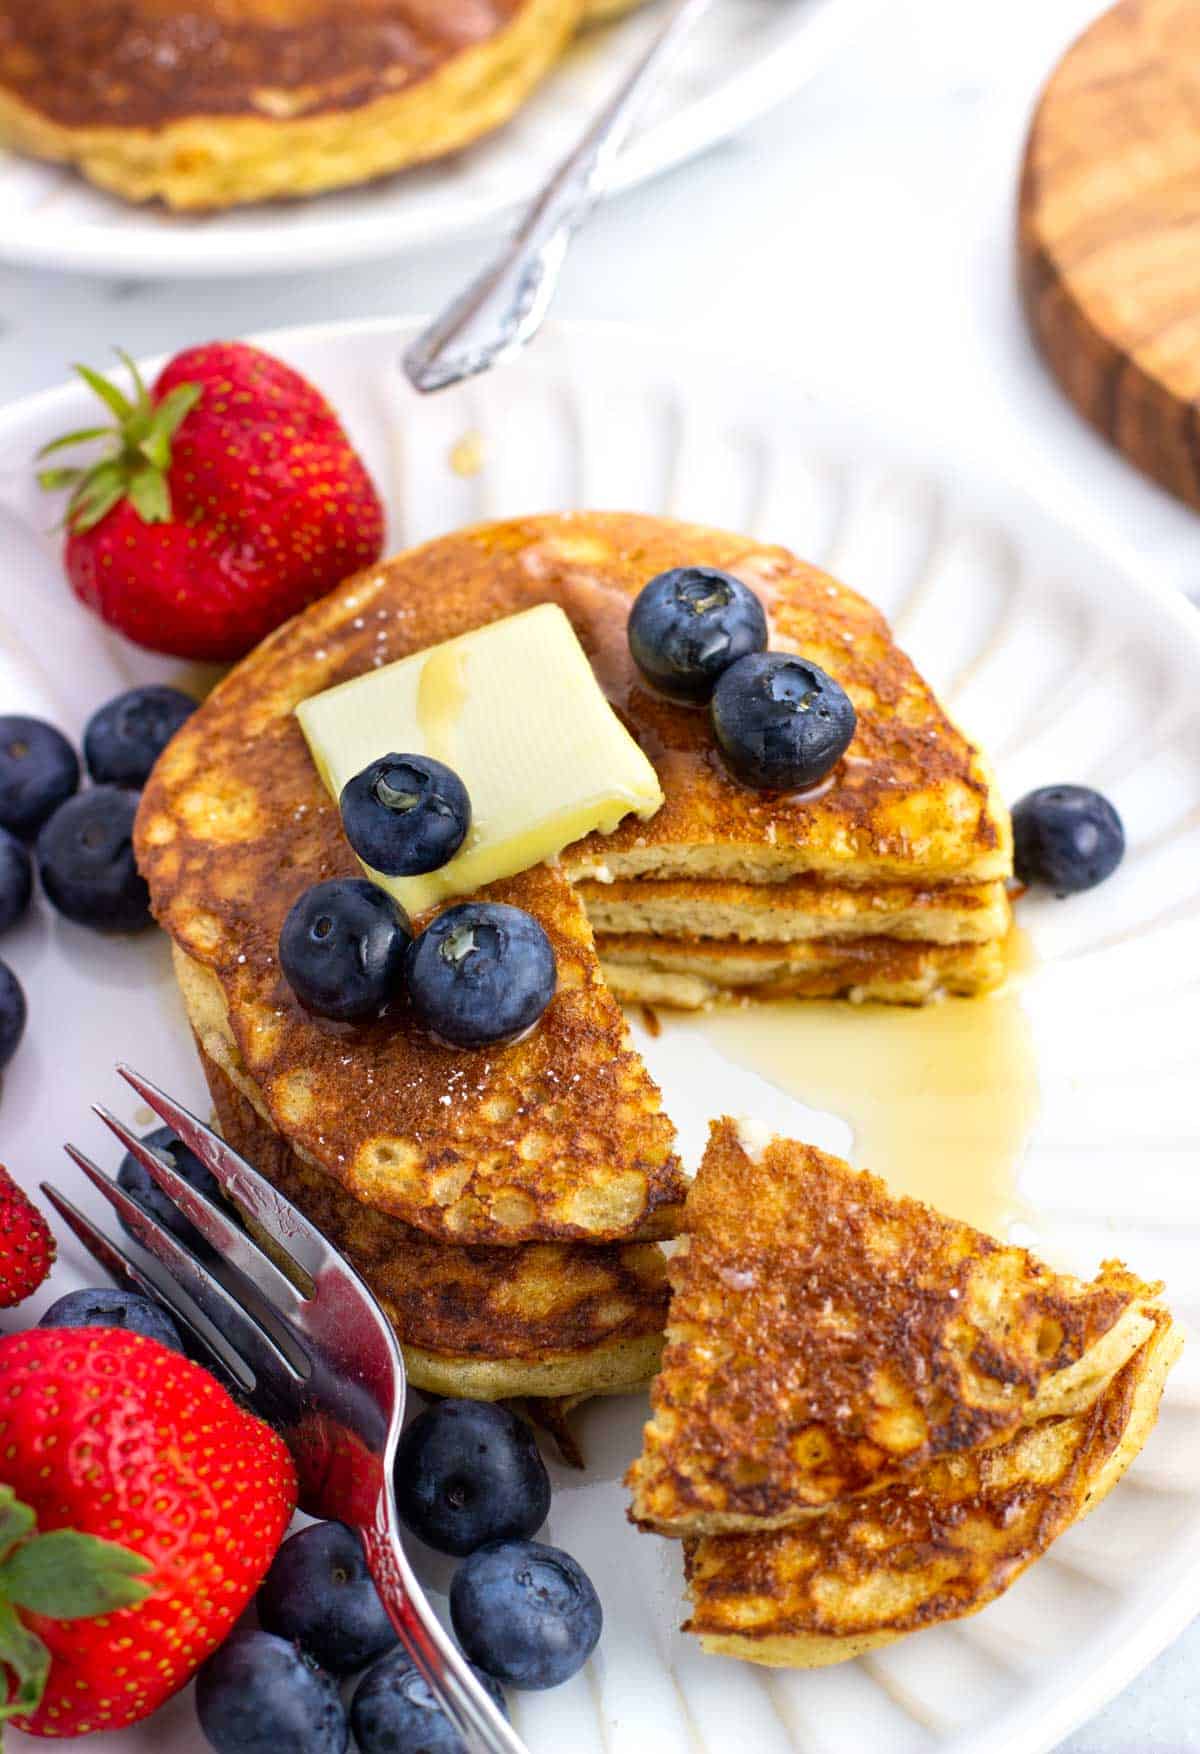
[1019,0,1200,512]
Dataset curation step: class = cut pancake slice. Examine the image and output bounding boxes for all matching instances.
[628,1120,1160,1536]
[197,1021,668,1404]
[684,1306,1181,1665]
[577,876,1012,947]
[599,934,1007,1010]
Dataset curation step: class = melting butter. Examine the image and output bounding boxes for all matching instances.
[682,940,1038,1239]
[296,604,664,916]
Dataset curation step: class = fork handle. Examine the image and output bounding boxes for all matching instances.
[361,1518,531,1754]
[403,0,715,393]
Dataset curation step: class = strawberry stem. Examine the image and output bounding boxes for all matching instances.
[36,351,203,535]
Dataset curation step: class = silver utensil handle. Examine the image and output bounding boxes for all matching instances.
[403,0,715,393]
[361,1499,530,1754]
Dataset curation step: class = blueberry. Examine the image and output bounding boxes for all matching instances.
[0,959,25,1072]
[117,1123,223,1253]
[628,567,768,702]
[195,1629,347,1754]
[395,1400,550,1557]
[450,1539,601,1690]
[0,715,79,838]
[711,652,857,791]
[279,878,411,1023]
[36,786,151,932]
[39,1286,184,1353]
[257,1520,396,1675]
[406,903,556,1050]
[83,684,197,788]
[340,755,471,877]
[351,1647,507,1754]
[1012,784,1126,894]
[0,830,32,936]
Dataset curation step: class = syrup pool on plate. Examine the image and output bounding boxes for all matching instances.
[636,931,1038,1240]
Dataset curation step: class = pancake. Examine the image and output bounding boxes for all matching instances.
[598,934,1008,1010]
[0,0,580,210]
[683,1307,1181,1665]
[627,1120,1159,1536]
[194,986,668,1402]
[135,512,1007,1241]
[577,876,1012,946]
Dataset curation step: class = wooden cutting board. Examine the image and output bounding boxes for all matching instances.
[1019,0,1200,512]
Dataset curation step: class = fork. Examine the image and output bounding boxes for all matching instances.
[41,1064,528,1754]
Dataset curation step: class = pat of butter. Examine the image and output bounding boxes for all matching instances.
[296,604,664,915]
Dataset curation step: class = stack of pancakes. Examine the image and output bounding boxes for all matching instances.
[135,511,1012,1401]
[627,1121,1179,1664]
[0,0,646,210]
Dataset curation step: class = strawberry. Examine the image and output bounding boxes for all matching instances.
[0,1327,297,1736]
[39,342,385,662]
[0,1167,54,1308]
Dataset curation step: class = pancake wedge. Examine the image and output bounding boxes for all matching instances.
[0,0,580,210]
[194,994,668,1402]
[684,1307,1181,1665]
[628,1120,1159,1535]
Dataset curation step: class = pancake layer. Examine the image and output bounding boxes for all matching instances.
[577,876,1012,947]
[0,0,580,208]
[599,934,1007,1010]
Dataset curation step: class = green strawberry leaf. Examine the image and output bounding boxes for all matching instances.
[35,467,83,493]
[0,1530,152,1619]
[72,362,133,423]
[127,463,173,526]
[0,1597,49,1723]
[41,352,198,534]
[67,460,128,533]
[0,1492,33,1571]
[114,346,149,406]
[35,426,113,460]
[139,382,203,471]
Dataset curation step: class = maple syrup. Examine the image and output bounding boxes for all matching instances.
[680,932,1037,1238]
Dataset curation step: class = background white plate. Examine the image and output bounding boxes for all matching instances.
[1,318,1198,1753]
[0,0,873,279]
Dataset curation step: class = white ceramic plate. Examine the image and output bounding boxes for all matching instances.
[2,318,1199,1754]
[0,0,874,279]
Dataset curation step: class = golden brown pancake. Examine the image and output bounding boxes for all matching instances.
[0,0,581,209]
[628,1120,1158,1535]
[199,1031,668,1401]
[598,933,1007,1010]
[577,876,1012,946]
[683,1307,1180,1665]
[135,513,1007,1245]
